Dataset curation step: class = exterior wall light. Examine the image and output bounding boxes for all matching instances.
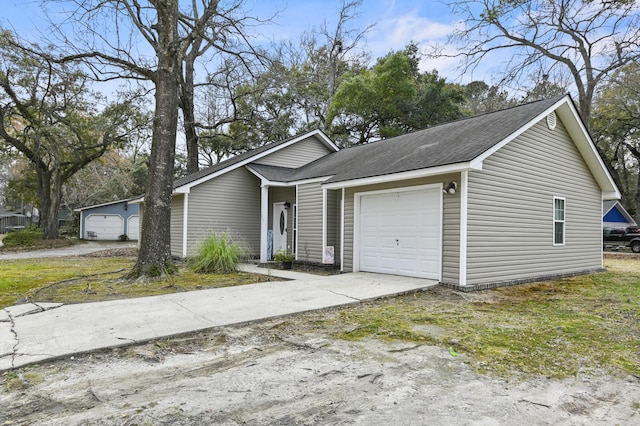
[444,182,458,195]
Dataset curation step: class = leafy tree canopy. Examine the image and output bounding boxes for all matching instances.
[328,43,466,146]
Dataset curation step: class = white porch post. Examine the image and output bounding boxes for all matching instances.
[322,187,327,263]
[260,182,269,262]
[182,193,189,258]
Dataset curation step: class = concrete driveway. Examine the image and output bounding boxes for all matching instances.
[0,254,438,371]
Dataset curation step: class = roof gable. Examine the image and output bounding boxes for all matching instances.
[173,129,338,192]
[603,200,637,226]
[74,198,136,212]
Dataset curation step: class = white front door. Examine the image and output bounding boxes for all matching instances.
[272,202,288,256]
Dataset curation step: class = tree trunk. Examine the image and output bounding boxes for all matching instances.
[36,166,61,240]
[182,49,199,175]
[130,0,180,278]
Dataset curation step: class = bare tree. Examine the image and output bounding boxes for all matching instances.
[179,0,270,174]
[592,63,640,217]
[0,33,137,239]
[439,0,640,124]
[40,0,269,278]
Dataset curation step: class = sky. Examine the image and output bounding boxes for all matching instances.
[1,0,477,83]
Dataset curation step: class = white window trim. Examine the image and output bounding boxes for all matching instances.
[553,196,566,246]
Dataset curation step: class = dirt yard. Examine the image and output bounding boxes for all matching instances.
[2,301,639,425]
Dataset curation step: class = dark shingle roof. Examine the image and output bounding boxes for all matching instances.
[174,96,565,189]
[290,96,564,183]
[246,164,298,181]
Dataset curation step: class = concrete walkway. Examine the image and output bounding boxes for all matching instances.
[0,263,437,372]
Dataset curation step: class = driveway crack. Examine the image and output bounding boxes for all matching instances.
[326,289,361,301]
[165,298,217,325]
[6,309,19,369]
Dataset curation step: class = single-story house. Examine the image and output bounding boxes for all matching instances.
[148,94,618,290]
[75,199,140,240]
[603,200,637,230]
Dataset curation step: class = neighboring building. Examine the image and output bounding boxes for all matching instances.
[0,204,36,233]
[75,199,140,241]
[138,95,619,290]
[0,210,28,233]
[603,200,637,230]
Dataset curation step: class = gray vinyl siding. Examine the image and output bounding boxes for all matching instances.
[343,190,354,271]
[342,175,460,278]
[297,182,324,263]
[186,167,261,257]
[170,194,184,257]
[465,118,602,285]
[326,189,339,265]
[255,136,333,168]
[268,186,296,253]
[442,190,461,283]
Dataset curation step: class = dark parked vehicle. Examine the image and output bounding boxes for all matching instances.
[603,227,640,253]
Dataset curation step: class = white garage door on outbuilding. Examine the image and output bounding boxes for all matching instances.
[85,214,124,240]
[127,215,140,241]
[355,185,442,280]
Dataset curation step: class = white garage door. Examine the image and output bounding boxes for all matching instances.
[127,215,140,241]
[357,186,442,279]
[85,214,124,240]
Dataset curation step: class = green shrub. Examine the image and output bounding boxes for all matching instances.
[1,229,44,247]
[273,251,294,262]
[188,231,248,273]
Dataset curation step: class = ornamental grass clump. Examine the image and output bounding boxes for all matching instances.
[189,231,248,274]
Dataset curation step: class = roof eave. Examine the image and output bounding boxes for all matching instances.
[473,95,620,200]
[322,162,477,190]
[555,99,621,200]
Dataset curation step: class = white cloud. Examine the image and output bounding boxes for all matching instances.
[363,13,470,79]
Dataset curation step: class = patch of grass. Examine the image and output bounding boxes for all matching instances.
[336,257,640,379]
[2,370,43,391]
[0,256,276,308]
[0,257,136,308]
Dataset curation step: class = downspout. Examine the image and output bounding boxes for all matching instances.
[295,184,299,261]
[459,171,469,286]
[340,187,345,272]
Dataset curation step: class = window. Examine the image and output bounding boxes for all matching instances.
[553,197,565,245]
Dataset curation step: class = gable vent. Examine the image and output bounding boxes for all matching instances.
[547,111,557,130]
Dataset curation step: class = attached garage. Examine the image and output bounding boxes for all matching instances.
[354,185,442,280]
[85,214,124,240]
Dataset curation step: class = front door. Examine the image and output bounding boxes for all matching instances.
[272,202,288,256]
